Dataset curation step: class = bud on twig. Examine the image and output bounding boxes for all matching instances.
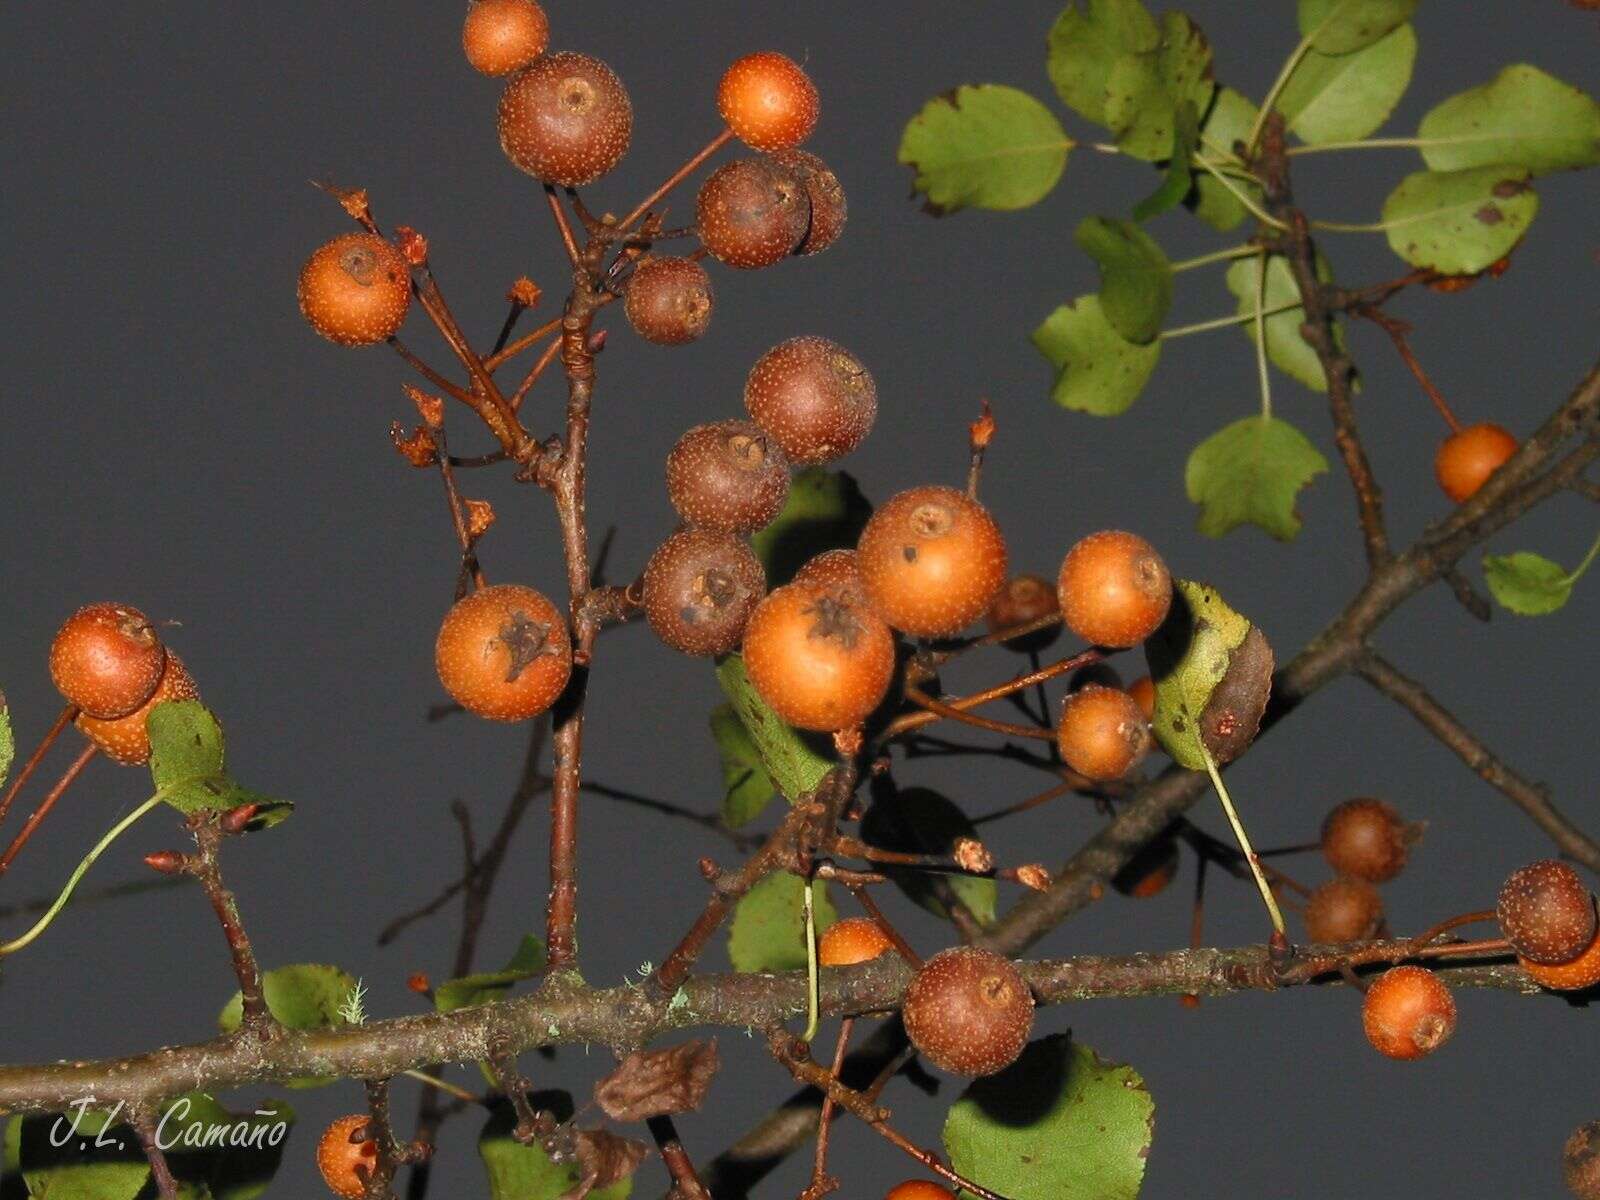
[1009,863,1053,892]
[220,803,262,835]
[311,179,374,229]
[144,850,189,875]
[953,837,994,874]
[507,277,542,308]
[393,225,429,266]
[464,499,496,540]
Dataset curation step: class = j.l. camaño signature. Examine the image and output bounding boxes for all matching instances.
[50,1096,289,1152]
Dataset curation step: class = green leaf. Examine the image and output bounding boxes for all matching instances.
[218,964,355,1087]
[436,936,547,1013]
[1145,580,1274,769]
[727,872,836,974]
[1278,23,1416,145]
[1418,65,1600,176]
[0,695,12,792]
[1131,100,1200,222]
[1032,296,1162,416]
[898,85,1072,214]
[146,701,292,828]
[1074,217,1172,343]
[860,787,996,927]
[1297,0,1417,54]
[155,1095,295,1200]
[1224,253,1338,392]
[478,1099,631,1200]
[1186,416,1329,541]
[5,1109,148,1200]
[943,1035,1153,1200]
[750,468,871,587]
[1381,166,1538,274]
[1047,0,1160,127]
[1483,552,1576,616]
[1103,12,1215,162]
[1190,87,1262,231]
[709,704,776,829]
[714,656,832,804]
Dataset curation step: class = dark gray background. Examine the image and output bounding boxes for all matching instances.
[2,3,1596,1197]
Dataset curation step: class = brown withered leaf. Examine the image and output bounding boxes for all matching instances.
[594,1039,720,1122]
[465,499,496,540]
[390,422,437,468]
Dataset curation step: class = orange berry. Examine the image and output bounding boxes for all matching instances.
[641,528,766,657]
[298,233,411,346]
[1361,965,1457,1060]
[1434,422,1517,503]
[498,51,632,186]
[435,584,571,721]
[791,548,861,590]
[696,157,811,269]
[1303,876,1384,943]
[76,652,199,766]
[741,578,895,731]
[716,52,820,150]
[856,486,1008,638]
[1518,928,1600,991]
[1497,859,1598,965]
[818,916,894,967]
[461,0,550,76]
[49,602,166,719]
[1056,530,1172,648]
[763,149,846,255]
[1127,674,1156,720]
[886,1183,956,1200]
[1055,684,1151,782]
[744,336,876,465]
[1320,798,1415,884]
[316,1115,377,1199]
[901,947,1034,1076]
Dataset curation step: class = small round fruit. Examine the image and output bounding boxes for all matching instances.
[665,420,790,533]
[1113,836,1180,898]
[49,602,166,719]
[1056,531,1172,648]
[791,548,860,590]
[744,336,876,464]
[985,574,1061,653]
[856,486,1008,638]
[498,51,632,186]
[1435,422,1518,503]
[435,584,572,721]
[298,233,411,346]
[1565,1121,1600,1200]
[1127,675,1157,720]
[1055,684,1151,782]
[641,529,766,657]
[624,256,713,345]
[886,1183,956,1200]
[1320,798,1415,884]
[818,916,894,967]
[1497,860,1598,965]
[1361,965,1457,1060]
[764,149,845,254]
[741,579,895,731]
[76,651,200,765]
[462,0,550,76]
[696,157,810,269]
[1304,876,1384,943]
[316,1115,378,1199]
[716,52,819,150]
[901,946,1034,1076]
[1519,930,1600,991]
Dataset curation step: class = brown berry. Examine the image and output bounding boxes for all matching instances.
[1361,965,1457,1060]
[1520,930,1600,991]
[716,52,819,150]
[856,486,1008,638]
[1304,876,1384,943]
[641,529,766,657]
[1127,674,1156,720]
[435,584,572,721]
[498,51,632,186]
[791,548,860,590]
[901,946,1034,1076]
[1320,798,1416,884]
[624,255,713,345]
[696,157,810,269]
[76,651,200,766]
[1435,422,1518,503]
[744,336,876,464]
[666,420,790,533]
[49,603,166,719]
[298,233,411,346]
[1497,860,1598,964]
[741,578,895,731]
[818,916,894,967]
[886,1183,956,1200]
[462,0,550,76]
[764,149,846,255]
[1055,684,1150,782]
[1565,1122,1600,1200]
[985,574,1061,653]
[316,1115,377,1199]
[1113,836,1180,898]
[1057,530,1172,648]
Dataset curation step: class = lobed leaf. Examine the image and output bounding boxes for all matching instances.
[1104,13,1215,162]
[1418,65,1600,176]
[1186,416,1329,541]
[1297,0,1418,54]
[1032,296,1161,416]
[1074,217,1173,343]
[1483,552,1575,616]
[727,873,836,974]
[1047,0,1160,126]
[898,85,1072,213]
[1277,22,1415,145]
[1381,166,1538,274]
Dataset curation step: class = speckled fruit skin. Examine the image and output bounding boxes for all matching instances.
[1435,422,1517,503]
[316,1115,377,1199]
[1321,798,1413,884]
[716,52,819,150]
[298,233,411,346]
[624,255,713,345]
[1565,1121,1600,1200]
[641,528,766,657]
[1304,876,1384,943]
[985,573,1061,654]
[434,584,572,722]
[1127,674,1156,720]
[764,149,845,255]
[1112,836,1179,898]
[817,916,893,967]
[1497,860,1598,964]
[76,652,199,766]
[1056,530,1172,649]
[498,51,632,186]
[791,548,860,590]
[1055,684,1150,781]
[461,0,549,76]
[696,158,810,269]
[665,420,790,533]
[885,1183,956,1200]
[1520,931,1600,991]
[741,579,895,732]
[49,602,166,719]
[901,946,1034,1076]
[856,486,1008,638]
[1361,965,1457,1060]
[744,336,876,464]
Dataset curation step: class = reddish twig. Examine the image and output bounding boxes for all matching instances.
[0,704,75,832]
[0,742,97,877]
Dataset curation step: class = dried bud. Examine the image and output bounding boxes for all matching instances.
[406,972,432,994]
[313,179,373,227]
[507,276,542,308]
[832,728,863,758]
[969,398,996,450]
[393,225,428,266]
[404,384,446,428]
[220,803,262,835]
[390,422,438,467]
[587,329,609,355]
[464,499,496,540]
[1012,863,1052,892]
[953,837,994,874]
[144,850,188,875]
